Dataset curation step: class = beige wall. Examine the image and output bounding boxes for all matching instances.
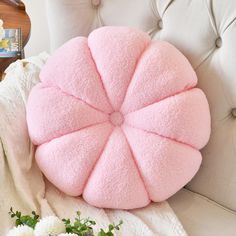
[22,0,50,57]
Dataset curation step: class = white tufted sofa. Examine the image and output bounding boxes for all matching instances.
[45,0,236,235]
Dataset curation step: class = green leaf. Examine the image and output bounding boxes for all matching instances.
[8,207,39,229]
[89,220,96,225]
[98,229,106,236]
[107,232,114,236]
[9,208,123,236]
[15,218,22,226]
[108,224,114,231]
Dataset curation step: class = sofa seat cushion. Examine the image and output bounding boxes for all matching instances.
[168,189,236,236]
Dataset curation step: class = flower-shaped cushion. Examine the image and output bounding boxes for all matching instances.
[27,26,211,209]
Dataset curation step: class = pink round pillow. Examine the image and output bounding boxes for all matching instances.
[27,26,211,209]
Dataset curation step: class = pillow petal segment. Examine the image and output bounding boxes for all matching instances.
[121,41,198,114]
[125,88,210,149]
[88,26,151,110]
[83,128,150,209]
[123,125,202,201]
[27,84,109,145]
[36,123,113,196]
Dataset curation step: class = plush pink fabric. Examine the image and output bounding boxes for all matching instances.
[27,26,211,209]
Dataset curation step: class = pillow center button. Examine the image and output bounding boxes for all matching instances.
[110,111,124,126]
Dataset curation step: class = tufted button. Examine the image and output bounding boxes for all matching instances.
[91,0,101,7]
[110,112,124,126]
[215,37,222,48]
[232,108,236,118]
[157,20,163,29]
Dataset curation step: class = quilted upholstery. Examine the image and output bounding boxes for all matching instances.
[27,27,210,209]
[46,0,236,212]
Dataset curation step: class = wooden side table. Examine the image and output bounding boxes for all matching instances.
[0,0,31,79]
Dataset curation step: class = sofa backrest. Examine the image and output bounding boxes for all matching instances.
[46,0,236,211]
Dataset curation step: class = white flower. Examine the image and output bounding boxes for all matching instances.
[34,216,66,236]
[58,234,78,236]
[6,225,34,236]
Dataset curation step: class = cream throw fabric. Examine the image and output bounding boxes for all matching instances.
[0,54,186,236]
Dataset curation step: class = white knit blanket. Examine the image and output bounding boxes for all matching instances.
[0,53,187,236]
